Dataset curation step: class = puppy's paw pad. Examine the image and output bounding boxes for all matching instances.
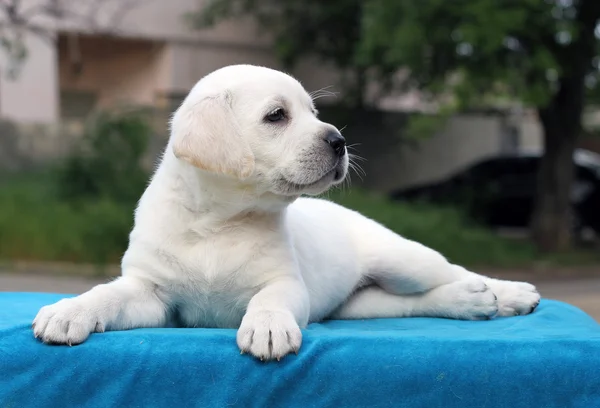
[237,310,301,361]
[32,298,100,345]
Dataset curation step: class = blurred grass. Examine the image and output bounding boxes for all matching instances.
[1,172,599,268]
[0,172,132,264]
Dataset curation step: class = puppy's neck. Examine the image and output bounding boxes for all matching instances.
[159,153,294,226]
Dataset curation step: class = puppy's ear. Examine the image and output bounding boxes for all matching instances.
[171,92,254,179]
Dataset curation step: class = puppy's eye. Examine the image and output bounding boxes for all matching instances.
[265,108,286,123]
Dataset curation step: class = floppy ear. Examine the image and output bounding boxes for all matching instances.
[171,92,255,179]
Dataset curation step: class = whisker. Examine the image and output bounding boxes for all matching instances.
[309,85,336,97]
[349,159,366,179]
[348,162,365,181]
[345,172,353,190]
[349,153,367,166]
[310,86,339,103]
[348,153,367,163]
[311,89,338,97]
[311,93,338,102]
[346,146,366,159]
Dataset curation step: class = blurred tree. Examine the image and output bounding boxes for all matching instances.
[196,0,600,252]
[359,0,600,252]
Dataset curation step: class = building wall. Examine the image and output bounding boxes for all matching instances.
[166,42,281,94]
[6,0,270,47]
[519,114,544,151]
[0,32,58,122]
[58,35,170,111]
[62,0,271,47]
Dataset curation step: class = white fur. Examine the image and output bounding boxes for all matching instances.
[33,65,540,361]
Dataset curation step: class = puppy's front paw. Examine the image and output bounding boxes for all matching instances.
[486,279,541,316]
[32,298,104,345]
[237,310,302,361]
[436,278,499,320]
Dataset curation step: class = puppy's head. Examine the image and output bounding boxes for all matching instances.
[170,64,348,196]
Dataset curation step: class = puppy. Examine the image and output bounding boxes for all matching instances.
[33,65,540,360]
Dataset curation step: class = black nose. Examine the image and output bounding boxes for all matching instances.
[324,131,346,158]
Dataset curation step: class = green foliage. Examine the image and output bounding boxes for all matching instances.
[55,110,151,206]
[359,0,579,109]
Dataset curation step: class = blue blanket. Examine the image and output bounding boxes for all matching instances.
[1,292,599,408]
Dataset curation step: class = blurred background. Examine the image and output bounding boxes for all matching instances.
[0,0,598,319]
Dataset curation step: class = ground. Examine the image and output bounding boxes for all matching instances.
[1,272,598,322]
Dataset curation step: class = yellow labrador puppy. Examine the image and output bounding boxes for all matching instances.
[33,65,540,361]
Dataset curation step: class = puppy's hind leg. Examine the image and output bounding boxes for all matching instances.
[33,273,169,345]
[331,281,498,321]
[348,219,539,320]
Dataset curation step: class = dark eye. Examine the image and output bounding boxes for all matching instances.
[265,108,286,122]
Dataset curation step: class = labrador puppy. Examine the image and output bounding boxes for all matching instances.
[33,65,540,361]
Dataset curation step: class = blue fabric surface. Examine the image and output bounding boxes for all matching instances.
[1,293,599,408]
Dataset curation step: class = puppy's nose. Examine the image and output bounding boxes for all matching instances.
[324,131,346,158]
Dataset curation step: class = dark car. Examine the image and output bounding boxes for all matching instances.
[389,149,600,236]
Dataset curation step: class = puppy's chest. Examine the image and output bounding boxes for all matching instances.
[163,235,262,328]
[170,276,254,329]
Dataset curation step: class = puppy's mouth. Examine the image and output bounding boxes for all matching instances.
[278,162,346,195]
[333,168,344,182]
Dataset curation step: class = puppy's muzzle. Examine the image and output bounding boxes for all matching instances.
[323,131,346,158]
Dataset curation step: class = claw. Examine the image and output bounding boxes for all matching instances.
[240,350,245,355]
[277,357,281,362]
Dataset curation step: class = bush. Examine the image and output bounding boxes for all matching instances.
[0,110,152,265]
[55,110,151,205]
